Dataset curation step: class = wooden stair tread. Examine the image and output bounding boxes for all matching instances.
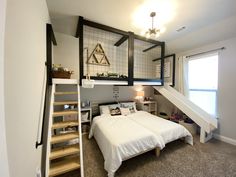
[49,157,80,177]
[54,92,78,95]
[54,101,78,106]
[51,133,79,144]
[52,121,79,129]
[53,111,78,117]
[50,145,80,160]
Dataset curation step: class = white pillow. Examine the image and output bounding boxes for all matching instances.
[99,104,120,115]
[99,105,110,115]
[120,102,137,113]
[120,108,131,116]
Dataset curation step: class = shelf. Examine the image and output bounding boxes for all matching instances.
[50,144,80,160]
[51,132,79,144]
[53,111,78,117]
[81,120,90,123]
[52,121,79,129]
[54,92,78,95]
[49,156,80,177]
[81,107,91,111]
[53,79,78,84]
[54,101,78,106]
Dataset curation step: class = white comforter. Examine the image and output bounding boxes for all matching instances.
[127,111,193,145]
[89,114,165,177]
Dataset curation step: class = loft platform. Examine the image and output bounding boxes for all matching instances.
[76,16,166,86]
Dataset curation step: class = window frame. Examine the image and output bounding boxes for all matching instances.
[186,52,219,117]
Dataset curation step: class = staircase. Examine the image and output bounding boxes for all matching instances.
[45,79,84,177]
[153,84,218,143]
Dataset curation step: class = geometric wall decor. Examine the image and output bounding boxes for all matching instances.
[87,43,110,66]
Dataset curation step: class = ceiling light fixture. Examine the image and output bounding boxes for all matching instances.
[145,12,165,38]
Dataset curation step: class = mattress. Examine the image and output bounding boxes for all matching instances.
[89,114,165,177]
[127,111,193,145]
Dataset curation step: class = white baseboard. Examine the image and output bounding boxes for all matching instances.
[213,134,236,146]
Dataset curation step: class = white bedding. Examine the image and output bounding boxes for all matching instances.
[127,111,193,145]
[89,114,165,177]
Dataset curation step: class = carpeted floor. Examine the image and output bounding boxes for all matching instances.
[61,135,236,177]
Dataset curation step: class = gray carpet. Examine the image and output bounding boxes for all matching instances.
[62,135,236,177]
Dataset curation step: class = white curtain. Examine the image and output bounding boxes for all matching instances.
[178,56,189,97]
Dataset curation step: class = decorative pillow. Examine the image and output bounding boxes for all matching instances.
[109,105,121,116]
[120,102,137,113]
[99,105,110,115]
[120,107,131,116]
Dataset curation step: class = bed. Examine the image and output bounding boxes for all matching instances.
[127,111,193,145]
[89,114,165,177]
[89,102,193,177]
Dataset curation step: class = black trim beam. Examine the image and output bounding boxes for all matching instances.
[171,54,176,87]
[114,35,128,46]
[79,16,84,85]
[134,78,162,82]
[75,17,80,38]
[152,53,175,61]
[134,34,162,45]
[143,44,160,52]
[128,32,134,86]
[160,42,165,85]
[83,19,128,36]
[83,76,128,81]
[47,24,57,45]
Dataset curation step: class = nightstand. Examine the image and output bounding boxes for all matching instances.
[137,101,157,115]
[81,107,92,125]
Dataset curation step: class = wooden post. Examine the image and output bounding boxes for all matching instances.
[155,147,160,157]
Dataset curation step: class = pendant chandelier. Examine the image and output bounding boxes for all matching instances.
[145,12,163,38]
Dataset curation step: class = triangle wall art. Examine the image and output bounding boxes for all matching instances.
[87,43,110,66]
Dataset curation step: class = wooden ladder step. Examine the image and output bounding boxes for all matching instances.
[51,133,79,144]
[54,101,78,106]
[50,144,80,160]
[54,92,78,95]
[52,121,79,130]
[49,156,80,177]
[53,111,78,117]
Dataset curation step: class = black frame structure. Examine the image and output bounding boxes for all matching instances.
[133,35,165,85]
[152,53,176,87]
[36,24,57,177]
[76,16,165,86]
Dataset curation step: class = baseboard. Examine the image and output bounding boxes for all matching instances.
[213,134,236,146]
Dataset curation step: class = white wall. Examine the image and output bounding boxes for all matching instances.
[53,32,79,79]
[4,0,50,176]
[81,85,154,103]
[176,37,236,141]
[0,0,10,176]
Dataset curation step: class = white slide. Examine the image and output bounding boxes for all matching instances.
[153,85,218,143]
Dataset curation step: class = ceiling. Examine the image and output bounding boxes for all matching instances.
[47,0,236,53]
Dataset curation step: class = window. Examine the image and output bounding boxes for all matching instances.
[187,53,218,116]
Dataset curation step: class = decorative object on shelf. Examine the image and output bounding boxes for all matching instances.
[144,97,154,101]
[145,12,165,38]
[87,43,110,66]
[96,72,128,78]
[113,86,119,102]
[52,64,74,79]
[81,100,90,108]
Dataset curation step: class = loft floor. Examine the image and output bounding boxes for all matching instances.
[59,135,236,177]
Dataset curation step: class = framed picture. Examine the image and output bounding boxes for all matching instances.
[153,54,175,87]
